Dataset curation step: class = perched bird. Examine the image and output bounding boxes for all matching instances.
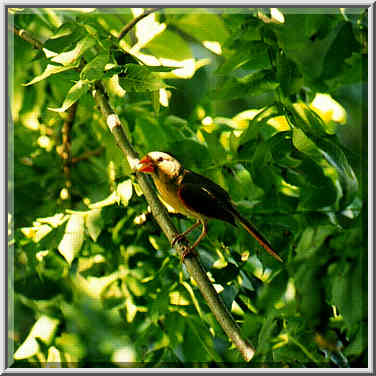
[137,151,283,263]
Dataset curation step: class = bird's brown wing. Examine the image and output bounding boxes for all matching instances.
[178,170,236,225]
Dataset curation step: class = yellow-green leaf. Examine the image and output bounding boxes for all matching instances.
[49,80,89,113]
[85,208,103,242]
[80,53,109,81]
[58,213,85,264]
[117,179,133,206]
[23,64,78,86]
[51,36,96,66]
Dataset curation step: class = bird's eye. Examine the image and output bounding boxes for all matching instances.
[157,157,164,162]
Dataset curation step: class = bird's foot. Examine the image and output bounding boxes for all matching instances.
[180,246,197,263]
[172,233,197,263]
[172,233,186,246]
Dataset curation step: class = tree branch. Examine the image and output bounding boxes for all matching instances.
[71,147,104,164]
[117,8,161,41]
[59,103,78,200]
[93,84,255,362]
[12,25,256,363]
[12,26,43,49]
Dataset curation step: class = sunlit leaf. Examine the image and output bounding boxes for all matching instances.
[118,64,170,92]
[49,80,90,112]
[23,63,78,86]
[175,12,229,45]
[117,179,133,206]
[14,315,59,360]
[58,213,85,264]
[85,208,103,242]
[80,53,109,81]
[142,29,192,61]
[51,35,96,66]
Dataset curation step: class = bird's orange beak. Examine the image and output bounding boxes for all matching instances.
[137,155,155,173]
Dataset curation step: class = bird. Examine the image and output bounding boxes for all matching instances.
[137,151,283,263]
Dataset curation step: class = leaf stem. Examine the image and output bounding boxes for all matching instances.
[117,8,161,41]
[12,26,43,50]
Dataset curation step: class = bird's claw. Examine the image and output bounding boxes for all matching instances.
[179,246,197,263]
[172,233,197,262]
[172,233,185,247]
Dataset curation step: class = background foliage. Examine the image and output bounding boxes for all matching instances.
[9,7,368,367]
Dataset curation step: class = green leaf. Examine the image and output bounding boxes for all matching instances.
[143,29,192,61]
[58,213,85,264]
[80,53,109,81]
[220,285,239,311]
[275,14,344,81]
[277,52,303,96]
[185,316,221,362]
[344,323,367,356]
[295,225,337,259]
[294,264,325,323]
[315,138,359,209]
[49,80,90,112]
[150,291,170,324]
[325,52,367,89]
[292,128,321,159]
[89,191,118,209]
[55,333,86,360]
[23,63,78,86]
[51,36,96,66]
[85,209,104,242]
[320,21,360,80]
[331,258,366,327]
[242,69,278,92]
[175,12,229,45]
[215,69,278,100]
[118,64,170,92]
[217,42,271,74]
[257,315,278,354]
[133,116,168,153]
[44,22,85,53]
[200,130,227,162]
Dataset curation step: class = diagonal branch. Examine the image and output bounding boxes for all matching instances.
[94,84,255,362]
[117,8,161,41]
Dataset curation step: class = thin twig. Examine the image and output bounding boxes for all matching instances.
[117,8,161,41]
[71,147,104,164]
[59,102,78,201]
[12,26,43,50]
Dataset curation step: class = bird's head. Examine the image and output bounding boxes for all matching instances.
[137,152,182,179]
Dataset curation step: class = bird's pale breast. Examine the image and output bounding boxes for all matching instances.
[154,176,202,220]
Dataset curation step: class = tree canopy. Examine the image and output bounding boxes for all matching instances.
[9,7,368,368]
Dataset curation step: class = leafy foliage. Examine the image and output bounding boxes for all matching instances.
[9,7,367,368]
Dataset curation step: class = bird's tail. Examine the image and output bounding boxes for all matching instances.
[231,210,283,263]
